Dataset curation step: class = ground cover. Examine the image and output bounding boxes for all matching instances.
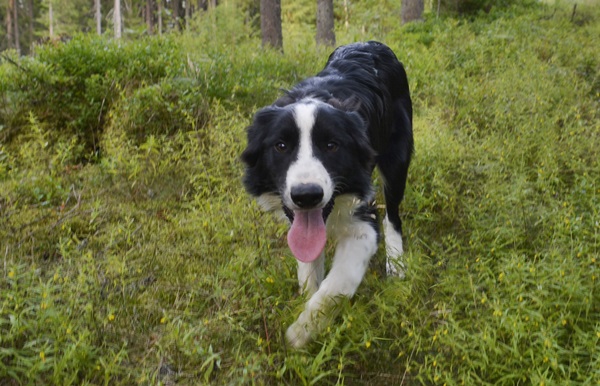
[1,2,599,384]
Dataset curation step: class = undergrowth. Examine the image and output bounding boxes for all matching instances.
[1,1,599,385]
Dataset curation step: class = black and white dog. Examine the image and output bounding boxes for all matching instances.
[241,41,413,348]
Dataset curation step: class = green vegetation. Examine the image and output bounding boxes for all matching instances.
[1,1,599,384]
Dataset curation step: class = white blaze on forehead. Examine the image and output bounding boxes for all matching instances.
[293,102,318,159]
[283,102,333,209]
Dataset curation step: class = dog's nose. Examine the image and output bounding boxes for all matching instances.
[290,184,324,208]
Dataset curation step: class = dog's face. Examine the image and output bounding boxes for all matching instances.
[241,100,376,262]
[242,100,375,211]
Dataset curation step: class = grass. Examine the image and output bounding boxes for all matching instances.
[1,1,599,385]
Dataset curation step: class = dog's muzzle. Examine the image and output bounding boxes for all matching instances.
[290,183,324,209]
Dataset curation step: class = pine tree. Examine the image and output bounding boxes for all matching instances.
[114,0,121,38]
[260,0,282,51]
[401,0,424,24]
[95,0,101,34]
[316,0,335,47]
[6,0,14,49]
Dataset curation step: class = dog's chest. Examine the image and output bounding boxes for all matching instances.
[326,195,371,241]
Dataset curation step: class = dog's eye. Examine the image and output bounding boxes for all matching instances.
[274,142,288,153]
[326,142,339,152]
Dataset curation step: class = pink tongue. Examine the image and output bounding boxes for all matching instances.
[287,209,327,263]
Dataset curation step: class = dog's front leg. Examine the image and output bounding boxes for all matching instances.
[286,221,378,348]
[297,252,325,296]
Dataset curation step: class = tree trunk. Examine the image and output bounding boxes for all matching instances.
[114,0,122,38]
[316,0,335,47]
[401,0,424,24]
[185,0,190,30]
[12,0,20,54]
[48,0,53,38]
[158,0,162,35]
[146,0,154,34]
[172,0,182,31]
[95,0,102,34]
[6,0,14,49]
[260,0,283,51]
[27,0,33,53]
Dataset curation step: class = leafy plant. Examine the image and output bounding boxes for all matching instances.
[1,1,599,384]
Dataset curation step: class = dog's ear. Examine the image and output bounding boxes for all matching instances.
[241,107,280,167]
[346,111,376,166]
[328,96,362,112]
[240,126,261,168]
[274,91,294,107]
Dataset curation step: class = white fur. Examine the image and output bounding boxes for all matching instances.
[297,252,325,296]
[256,193,287,221]
[256,193,281,212]
[383,215,405,278]
[283,102,334,211]
[286,194,378,348]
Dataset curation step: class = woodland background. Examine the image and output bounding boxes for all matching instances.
[2,0,534,55]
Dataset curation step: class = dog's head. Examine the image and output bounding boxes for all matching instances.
[241,99,376,262]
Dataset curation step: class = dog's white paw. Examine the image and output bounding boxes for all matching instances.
[386,255,406,279]
[286,320,313,349]
[384,216,406,278]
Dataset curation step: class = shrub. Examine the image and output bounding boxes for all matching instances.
[1,35,185,160]
[182,40,323,111]
[107,78,210,144]
[438,0,536,15]
[1,2,599,384]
